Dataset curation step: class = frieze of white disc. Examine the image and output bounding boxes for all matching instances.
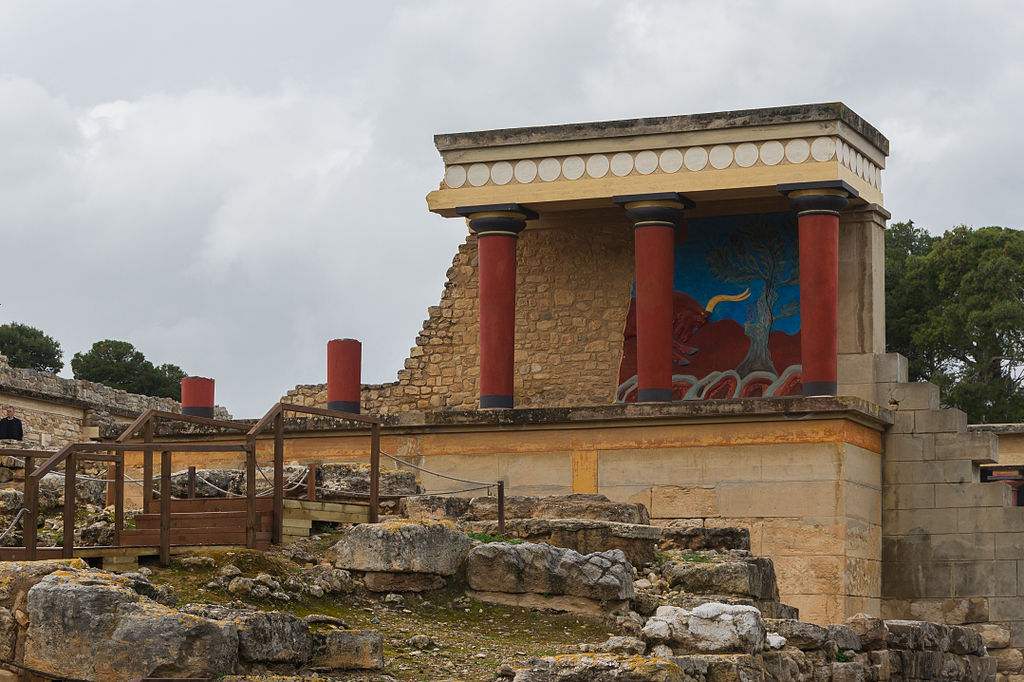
[684,147,708,171]
[811,137,836,162]
[856,153,864,177]
[734,143,758,167]
[611,153,634,176]
[709,145,733,169]
[514,159,538,183]
[760,141,784,165]
[445,165,467,188]
[468,163,490,187]
[839,141,849,167]
[785,139,810,164]
[562,156,585,180]
[586,154,610,178]
[490,161,513,185]
[538,158,561,182]
[659,149,683,173]
[635,150,658,174]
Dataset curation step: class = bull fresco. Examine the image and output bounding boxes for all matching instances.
[616,212,803,401]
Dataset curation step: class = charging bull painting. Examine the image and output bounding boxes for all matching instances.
[617,212,803,401]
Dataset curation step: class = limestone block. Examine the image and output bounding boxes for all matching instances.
[957,506,1024,534]
[883,483,935,510]
[884,459,975,486]
[915,408,968,434]
[952,560,1017,598]
[881,561,953,600]
[310,630,384,670]
[838,354,878,386]
[179,604,312,664]
[907,597,989,625]
[325,521,471,575]
[882,433,932,462]
[882,382,940,411]
[506,653,687,681]
[362,572,445,592]
[466,542,634,602]
[828,624,863,652]
[658,525,751,552]
[0,559,88,612]
[662,557,778,601]
[874,353,909,383]
[398,495,471,521]
[970,624,1011,650]
[464,518,660,567]
[935,431,999,464]
[765,619,829,650]
[641,603,766,655]
[993,647,1024,674]
[937,481,1012,508]
[467,493,649,524]
[650,486,719,518]
[931,533,995,561]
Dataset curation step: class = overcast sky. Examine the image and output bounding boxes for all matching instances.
[1,1,1021,417]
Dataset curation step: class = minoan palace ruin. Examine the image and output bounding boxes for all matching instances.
[105,103,1024,642]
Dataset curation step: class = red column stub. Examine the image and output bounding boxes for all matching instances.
[327,338,362,413]
[778,180,858,397]
[614,192,693,403]
[181,376,215,418]
[455,203,538,409]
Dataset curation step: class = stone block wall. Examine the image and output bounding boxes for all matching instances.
[841,351,1024,675]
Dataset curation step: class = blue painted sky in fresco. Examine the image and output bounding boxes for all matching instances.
[672,212,801,335]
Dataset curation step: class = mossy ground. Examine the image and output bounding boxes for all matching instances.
[144,536,612,681]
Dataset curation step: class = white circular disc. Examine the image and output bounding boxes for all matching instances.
[635,150,658,174]
[445,165,466,188]
[856,153,864,177]
[709,145,733,169]
[586,154,610,178]
[538,158,561,182]
[760,141,784,165]
[514,159,537,183]
[811,137,836,162]
[785,139,810,164]
[684,147,708,171]
[562,156,585,180]
[734,143,758,167]
[610,152,634,176]
[490,161,513,185]
[659,149,683,173]
[468,163,490,186]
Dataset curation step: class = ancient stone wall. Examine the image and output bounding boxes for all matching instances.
[283,208,635,413]
[0,354,229,449]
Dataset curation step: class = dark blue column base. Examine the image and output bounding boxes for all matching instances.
[802,381,837,396]
[480,395,513,409]
[327,400,361,414]
[637,388,673,403]
[181,406,215,418]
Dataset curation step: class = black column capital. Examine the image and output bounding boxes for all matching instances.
[613,192,694,228]
[456,203,538,237]
[777,181,858,217]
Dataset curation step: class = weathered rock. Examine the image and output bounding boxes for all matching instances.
[325,520,470,575]
[831,661,869,682]
[662,557,778,601]
[844,612,888,651]
[0,489,21,513]
[579,636,646,655]
[992,646,1024,673]
[466,542,634,602]
[169,467,248,498]
[38,473,104,508]
[465,518,661,567]
[828,623,862,652]
[508,653,686,681]
[949,625,985,656]
[180,555,217,568]
[0,607,15,661]
[181,604,313,663]
[298,564,354,594]
[469,494,649,524]
[316,463,420,499]
[363,571,445,592]
[398,495,471,521]
[217,564,242,580]
[0,558,88,611]
[767,619,829,650]
[641,603,766,655]
[228,576,254,596]
[310,629,384,670]
[0,468,12,484]
[658,525,751,552]
[80,520,115,546]
[23,570,238,679]
[970,622,1010,650]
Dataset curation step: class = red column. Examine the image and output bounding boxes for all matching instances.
[181,376,215,417]
[327,338,361,413]
[615,193,691,403]
[779,182,856,396]
[456,204,537,409]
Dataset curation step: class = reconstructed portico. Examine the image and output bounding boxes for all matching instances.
[428,103,886,408]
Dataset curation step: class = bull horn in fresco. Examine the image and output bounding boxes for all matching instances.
[704,288,751,313]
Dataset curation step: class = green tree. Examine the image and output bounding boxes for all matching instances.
[0,322,63,373]
[71,340,186,400]
[887,224,1024,422]
[885,221,939,381]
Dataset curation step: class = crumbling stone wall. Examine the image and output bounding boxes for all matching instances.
[284,208,635,413]
[0,354,229,449]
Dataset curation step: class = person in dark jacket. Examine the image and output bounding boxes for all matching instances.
[0,406,22,441]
